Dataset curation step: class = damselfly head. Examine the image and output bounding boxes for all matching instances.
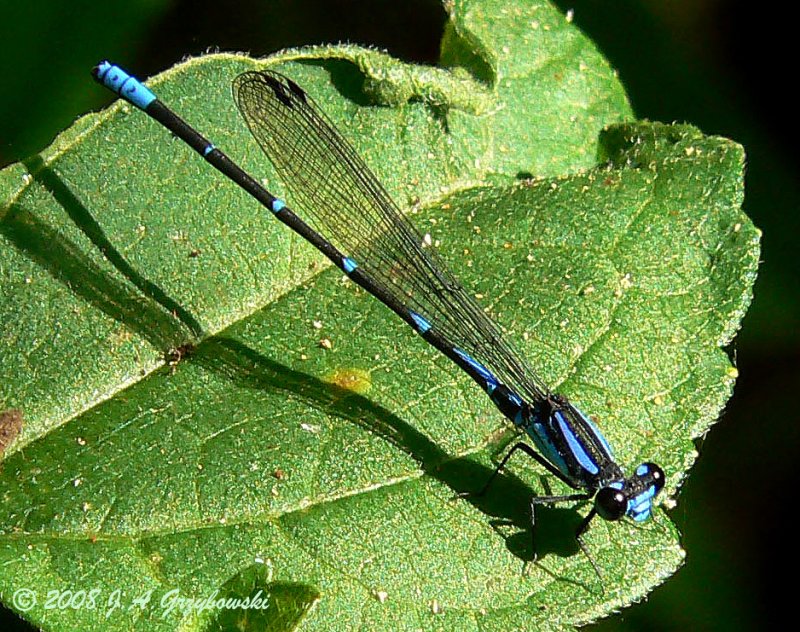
[594,462,664,522]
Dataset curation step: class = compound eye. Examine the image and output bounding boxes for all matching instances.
[636,462,666,493]
[595,487,627,521]
[649,463,666,493]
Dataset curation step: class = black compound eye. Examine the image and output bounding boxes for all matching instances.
[648,463,665,493]
[595,487,627,521]
[636,462,666,493]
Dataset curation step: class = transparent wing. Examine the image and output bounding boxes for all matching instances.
[233,70,550,403]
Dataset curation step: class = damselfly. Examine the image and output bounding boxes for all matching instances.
[92,61,665,575]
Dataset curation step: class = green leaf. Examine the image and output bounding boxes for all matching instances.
[0,1,758,630]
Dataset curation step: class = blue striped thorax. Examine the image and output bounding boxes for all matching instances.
[439,346,664,525]
[521,395,664,523]
[523,396,620,489]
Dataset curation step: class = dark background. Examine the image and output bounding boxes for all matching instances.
[1,1,795,630]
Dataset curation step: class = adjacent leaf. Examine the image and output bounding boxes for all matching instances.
[0,0,758,630]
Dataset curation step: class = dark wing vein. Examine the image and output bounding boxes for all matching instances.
[233,70,550,403]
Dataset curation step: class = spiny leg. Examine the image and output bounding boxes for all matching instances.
[529,492,591,563]
[475,441,575,497]
[573,507,604,585]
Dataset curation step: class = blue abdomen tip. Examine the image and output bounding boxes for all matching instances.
[93,60,156,110]
[94,60,113,79]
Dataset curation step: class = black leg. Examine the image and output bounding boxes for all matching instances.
[574,507,604,585]
[466,441,589,560]
[476,441,575,497]
[529,492,591,562]
[459,440,602,580]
